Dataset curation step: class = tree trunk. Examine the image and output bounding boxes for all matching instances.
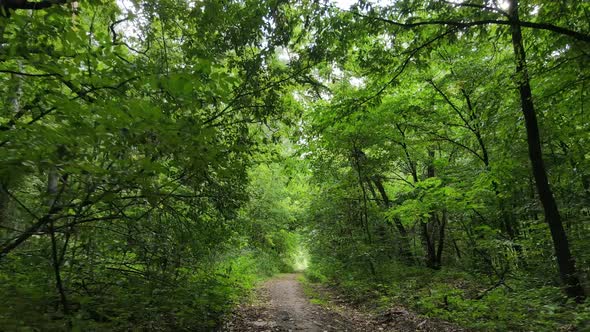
[0,66,23,228]
[508,0,585,302]
[373,178,407,237]
[422,221,436,268]
[47,168,69,315]
[351,147,374,278]
[422,150,444,269]
[435,211,447,267]
[372,177,413,262]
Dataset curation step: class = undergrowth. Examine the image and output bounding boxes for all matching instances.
[299,274,330,307]
[0,249,285,331]
[305,262,590,331]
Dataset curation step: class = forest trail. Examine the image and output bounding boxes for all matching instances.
[222,273,358,331]
[222,274,464,332]
[263,273,327,331]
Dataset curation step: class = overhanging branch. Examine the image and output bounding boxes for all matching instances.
[352,12,590,43]
[1,0,67,11]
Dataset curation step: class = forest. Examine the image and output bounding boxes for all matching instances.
[0,0,588,331]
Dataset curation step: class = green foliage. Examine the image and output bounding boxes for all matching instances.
[296,0,589,330]
[1,0,589,330]
[0,250,281,331]
[306,261,589,331]
[0,0,305,330]
[299,275,330,307]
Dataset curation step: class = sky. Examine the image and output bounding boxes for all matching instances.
[333,0,358,9]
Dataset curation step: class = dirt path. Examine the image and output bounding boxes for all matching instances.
[222,273,465,332]
[264,274,325,331]
[222,273,357,331]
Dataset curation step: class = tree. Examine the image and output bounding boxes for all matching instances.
[317,0,587,301]
[0,0,309,329]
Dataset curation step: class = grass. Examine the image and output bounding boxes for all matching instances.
[298,274,330,307]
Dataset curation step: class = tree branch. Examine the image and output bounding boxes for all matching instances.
[0,69,60,77]
[441,0,508,16]
[428,79,475,133]
[352,12,590,43]
[1,0,67,11]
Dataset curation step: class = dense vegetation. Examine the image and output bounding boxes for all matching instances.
[0,0,588,331]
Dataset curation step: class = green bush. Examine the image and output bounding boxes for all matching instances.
[0,250,286,331]
[306,260,589,331]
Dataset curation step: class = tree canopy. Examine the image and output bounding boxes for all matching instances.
[0,0,589,330]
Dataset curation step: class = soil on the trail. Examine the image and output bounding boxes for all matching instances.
[222,273,355,331]
[221,273,465,332]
